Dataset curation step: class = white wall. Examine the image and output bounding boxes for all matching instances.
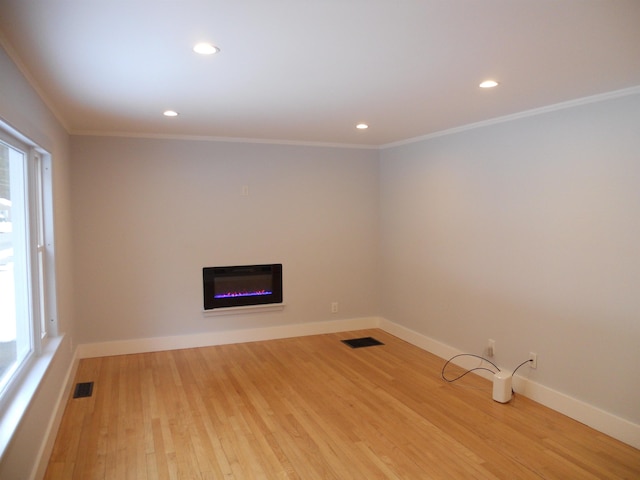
[0,44,75,479]
[379,92,640,425]
[70,136,380,344]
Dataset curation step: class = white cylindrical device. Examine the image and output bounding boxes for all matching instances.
[492,370,513,403]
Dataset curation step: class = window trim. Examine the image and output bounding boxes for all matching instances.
[0,120,59,461]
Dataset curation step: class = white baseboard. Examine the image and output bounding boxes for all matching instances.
[76,316,382,359]
[32,336,79,480]
[378,318,640,450]
[72,316,639,450]
[511,376,640,450]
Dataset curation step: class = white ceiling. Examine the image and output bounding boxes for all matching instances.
[1,1,639,147]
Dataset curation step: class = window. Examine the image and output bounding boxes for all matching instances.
[0,127,55,400]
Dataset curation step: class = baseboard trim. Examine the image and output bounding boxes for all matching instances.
[32,335,79,480]
[73,316,639,449]
[76,316,382,359]
[511,376,640,450]
[378,318,640,450]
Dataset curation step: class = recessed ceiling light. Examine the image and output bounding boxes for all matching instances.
[193,42,220,55]
[479,80,499,88]
[163,110,179,117]
[356,123,369,130]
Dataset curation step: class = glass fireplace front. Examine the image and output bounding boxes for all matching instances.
[203,264,283,310]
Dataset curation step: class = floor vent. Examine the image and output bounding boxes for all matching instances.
[73,381,94,399]
[341,337,384,349]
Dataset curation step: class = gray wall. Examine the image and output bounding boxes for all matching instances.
[379,92,640,424]
[0,44,75,479]
[70,137,381,343]
[2,36,639,476]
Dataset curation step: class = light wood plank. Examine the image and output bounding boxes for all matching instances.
[45,330,640,479]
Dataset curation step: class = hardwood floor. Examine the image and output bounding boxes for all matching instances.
[45,329,640,479]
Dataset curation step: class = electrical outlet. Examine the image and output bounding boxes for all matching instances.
[487,339,495,357]
[331,302,338,313]
[529,352,538,369]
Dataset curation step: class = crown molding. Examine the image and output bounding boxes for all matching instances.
[381,85,640,150]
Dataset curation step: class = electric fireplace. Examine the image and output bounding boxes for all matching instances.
[203,264,283,310]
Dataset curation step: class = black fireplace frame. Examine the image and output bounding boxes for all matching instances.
[203,264,283,310]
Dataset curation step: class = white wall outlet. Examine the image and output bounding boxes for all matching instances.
[331,302,338,313]
[241,185,249,196]
[529,352,538,369]
[487,339,495,357]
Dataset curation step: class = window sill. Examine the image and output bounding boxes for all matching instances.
[0,334,64,462]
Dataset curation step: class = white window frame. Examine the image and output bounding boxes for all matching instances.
[0,123,58,428]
